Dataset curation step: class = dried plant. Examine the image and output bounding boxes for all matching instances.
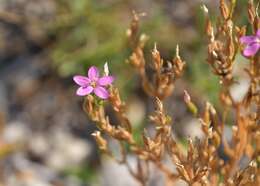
[75,0,260,185]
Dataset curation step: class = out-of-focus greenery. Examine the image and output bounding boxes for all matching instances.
[63,164,98,184]
[49,0,248,102]
[49,0,183,98]
[51,0,128,76]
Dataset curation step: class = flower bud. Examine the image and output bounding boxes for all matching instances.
[184,90,198,116]
[92,131,108,152]
[104,62,109,76]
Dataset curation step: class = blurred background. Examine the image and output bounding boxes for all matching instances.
[0,0,250,186]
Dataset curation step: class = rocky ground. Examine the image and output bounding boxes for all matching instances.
[0,0,249,186]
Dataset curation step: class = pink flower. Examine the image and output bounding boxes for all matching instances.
[73,66,114,99]
[240,29,260,57]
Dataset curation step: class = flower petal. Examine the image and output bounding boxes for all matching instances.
[73,75,91,86]
[88,66,99,80]
[94,86,109,99]
[76,86,93,96]
[243,43,260,57]
[240,36,257,44]
[98,76,115,86]
[257,29,260,37]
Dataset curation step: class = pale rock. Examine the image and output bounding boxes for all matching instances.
[3,121,30,144]
[182,118,204,140]
[46,129,92,171]
[29,134,50,157]
[126,97,145,127]
[5,154,57,186]
[100,156,139,186]
[230,78,250,102]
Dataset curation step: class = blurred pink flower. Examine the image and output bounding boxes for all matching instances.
[73,66,114,99]
[240,29,260,57]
